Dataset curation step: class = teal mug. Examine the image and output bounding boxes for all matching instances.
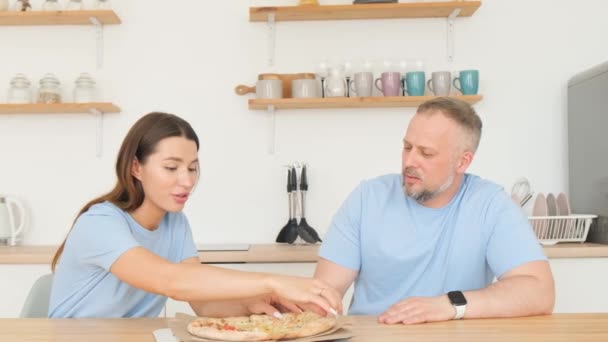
[403,71,426,96]
[453,70,479,95]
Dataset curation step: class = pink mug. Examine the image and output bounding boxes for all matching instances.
[375,72,402,97]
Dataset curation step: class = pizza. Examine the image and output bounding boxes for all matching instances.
[187,311,337,341]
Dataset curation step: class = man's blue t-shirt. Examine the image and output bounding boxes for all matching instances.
[319,174,546,315]
[49,202,198,318]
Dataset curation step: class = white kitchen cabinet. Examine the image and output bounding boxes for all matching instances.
[0,265,51,318]
[2,258,607,318]
[550,258,608,313]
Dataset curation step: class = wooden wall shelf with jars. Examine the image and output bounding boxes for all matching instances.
[0,5,122,157]
[0,10,121,25]
[0,102,120,114]
[248,95,482,110]
[250,1,481,22]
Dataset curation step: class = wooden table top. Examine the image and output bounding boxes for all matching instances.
[1,314,608,341]
[2,243,608,265]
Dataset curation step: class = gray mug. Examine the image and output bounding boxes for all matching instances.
[427,71,451,96]
[349,72,373,97]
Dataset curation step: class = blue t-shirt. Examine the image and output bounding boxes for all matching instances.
[319,174,546,315]
[48,201,198,318]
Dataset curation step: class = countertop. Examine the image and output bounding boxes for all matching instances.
[2,243,608,264]
[2,314,608,342]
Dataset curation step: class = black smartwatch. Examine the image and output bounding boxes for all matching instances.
[447,291,467,319]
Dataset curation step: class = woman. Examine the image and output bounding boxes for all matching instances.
[49,112,340,318]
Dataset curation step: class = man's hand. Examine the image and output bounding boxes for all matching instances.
[378,295,455,325]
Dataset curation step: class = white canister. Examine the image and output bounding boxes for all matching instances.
[291,79,320,98]
[256,79,282,99]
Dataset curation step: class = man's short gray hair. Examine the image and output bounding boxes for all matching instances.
[416,97,482,152]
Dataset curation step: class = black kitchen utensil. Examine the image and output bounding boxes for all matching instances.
[276,168,299,244]
[296,165,322,243]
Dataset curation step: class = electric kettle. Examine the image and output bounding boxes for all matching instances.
[0,195,26,246]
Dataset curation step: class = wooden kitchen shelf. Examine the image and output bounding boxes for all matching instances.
[0,10,121,25]
[249,95,483,110]
[2,243,608,264]
[0,102,121,114]
[250,1,481,22]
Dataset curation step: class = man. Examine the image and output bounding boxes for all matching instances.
[315,97,554,324]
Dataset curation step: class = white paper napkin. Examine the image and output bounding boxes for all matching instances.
[153,328,179,342]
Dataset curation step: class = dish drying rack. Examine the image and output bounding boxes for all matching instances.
[528,215,597,245]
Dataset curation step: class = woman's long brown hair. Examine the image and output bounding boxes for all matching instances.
[51,112,199,272]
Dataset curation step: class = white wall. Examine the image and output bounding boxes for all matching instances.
[0,0,607,245]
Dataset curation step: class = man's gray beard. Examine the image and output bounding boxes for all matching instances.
[403,171,455,203]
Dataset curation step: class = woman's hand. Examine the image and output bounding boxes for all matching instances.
[266,276,342,316]
[242,294,301,318]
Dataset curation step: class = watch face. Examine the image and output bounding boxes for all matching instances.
[448,291,467,306]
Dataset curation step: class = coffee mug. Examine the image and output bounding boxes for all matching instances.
[403,71,426,96]
[350,72,373,97]
[291,79,319,98]
[427,71,451,96]
[375,72,402,97]
[453,69,479,95]
[256,79,282,99]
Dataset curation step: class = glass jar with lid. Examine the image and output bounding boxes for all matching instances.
[7,74,33,104]
[73,73,97,103]
[13,0,32,11]
[42,0,62,11]
[37,73,62,104]
[95,0,111,10]
[65,0,83,11]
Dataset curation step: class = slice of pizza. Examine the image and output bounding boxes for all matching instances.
[187,311,337,341]
[274,312,337,340]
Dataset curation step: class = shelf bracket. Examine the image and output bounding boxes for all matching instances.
[89,17,104,69]
[446,8,461,63]
[267,105,276,155]
[267,12,276,67]
[90,108,103,158]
